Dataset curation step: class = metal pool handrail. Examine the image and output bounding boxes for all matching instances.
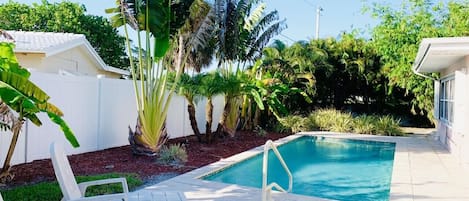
[262,140,292,201]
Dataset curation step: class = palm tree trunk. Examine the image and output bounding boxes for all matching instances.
[253,107,261,128]
[244,103,253,130]
[205,98,213,143]
[216,97,231,137]
[187,103,202,142]
[0,118,24,183]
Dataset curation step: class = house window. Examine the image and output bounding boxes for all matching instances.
[439,77,455,124]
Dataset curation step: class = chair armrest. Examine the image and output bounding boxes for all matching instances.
[78,177,129,196]
[69,193,128,201]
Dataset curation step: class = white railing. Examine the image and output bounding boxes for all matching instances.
[262,140,292,201]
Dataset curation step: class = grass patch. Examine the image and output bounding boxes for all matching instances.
[1,173,142,201]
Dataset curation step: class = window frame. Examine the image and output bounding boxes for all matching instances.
[439,75,455,125]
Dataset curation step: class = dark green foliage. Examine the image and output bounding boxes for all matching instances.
[367,0,469,121]
[0,1,128,68]
[213,0,287,65]
[0,173,142,201]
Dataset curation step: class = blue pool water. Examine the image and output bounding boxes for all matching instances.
[203,136,396,201]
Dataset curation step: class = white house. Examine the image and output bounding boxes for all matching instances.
[6,31,129,78]
[413,37,469,167]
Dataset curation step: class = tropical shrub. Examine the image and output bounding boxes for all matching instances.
[374,115,403,136]
[308,108,353,132]
[279,109,403,136]
[278,115,309,133]
[157,144,188,166]
[353,115,377,134]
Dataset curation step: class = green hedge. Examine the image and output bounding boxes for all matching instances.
[279,109,403,136]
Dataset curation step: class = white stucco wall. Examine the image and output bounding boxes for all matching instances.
[436,56,469,167]
[0,72,224,166]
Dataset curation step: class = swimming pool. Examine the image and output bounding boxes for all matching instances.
[203,136,396,201]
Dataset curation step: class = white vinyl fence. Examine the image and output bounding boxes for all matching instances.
[0,72,223,166]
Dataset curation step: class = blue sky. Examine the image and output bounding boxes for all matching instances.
[5,0,406,43]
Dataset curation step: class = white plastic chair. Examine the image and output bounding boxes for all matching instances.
[50,142,129,201]
[0,192,4,201]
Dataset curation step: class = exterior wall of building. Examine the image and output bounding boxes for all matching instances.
[15,47,121,78]
[436,56,469,168]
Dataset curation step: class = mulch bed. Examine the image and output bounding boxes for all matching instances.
[3,131,289,188]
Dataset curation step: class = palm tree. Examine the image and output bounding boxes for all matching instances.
[211,0,286,136]
[174,73,204,142]
[216,68,264,136]
[164,0,217,73]
[213,0,286,67]
[0,38,78,182]
[198,72,223,143]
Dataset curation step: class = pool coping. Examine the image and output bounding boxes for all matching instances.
[130,132,469,201]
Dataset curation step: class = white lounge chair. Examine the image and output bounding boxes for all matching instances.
[50,142,129,201]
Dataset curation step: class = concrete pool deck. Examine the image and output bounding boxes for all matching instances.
[129,132,469,201]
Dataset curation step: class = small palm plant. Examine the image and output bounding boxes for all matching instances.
[198,72,224,143]
[172,73,204,142]
[0,32,79,182]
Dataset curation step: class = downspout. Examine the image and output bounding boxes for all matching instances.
[412,67,436,81]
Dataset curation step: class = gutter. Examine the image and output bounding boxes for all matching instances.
[413,43,437,81]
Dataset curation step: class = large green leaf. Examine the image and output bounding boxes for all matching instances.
[0,80,40,114]
[37,102,64,117]
[0,71,49,103]
[24,113,42,127]
[248,88,264,110]
[0,42,30,78]
[47,112,79,148]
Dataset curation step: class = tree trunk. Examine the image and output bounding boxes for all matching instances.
[243,103,253,130]
[187,103,202,142]
[253,107,261,128]
[128,116,168,156]
[0,118,24,183]
[205,98,213,143]
[216,98,231,137]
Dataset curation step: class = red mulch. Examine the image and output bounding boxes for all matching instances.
[4,131,289,188]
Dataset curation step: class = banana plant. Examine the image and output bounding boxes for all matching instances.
[106,0,194,155]
[0,38,79,183]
